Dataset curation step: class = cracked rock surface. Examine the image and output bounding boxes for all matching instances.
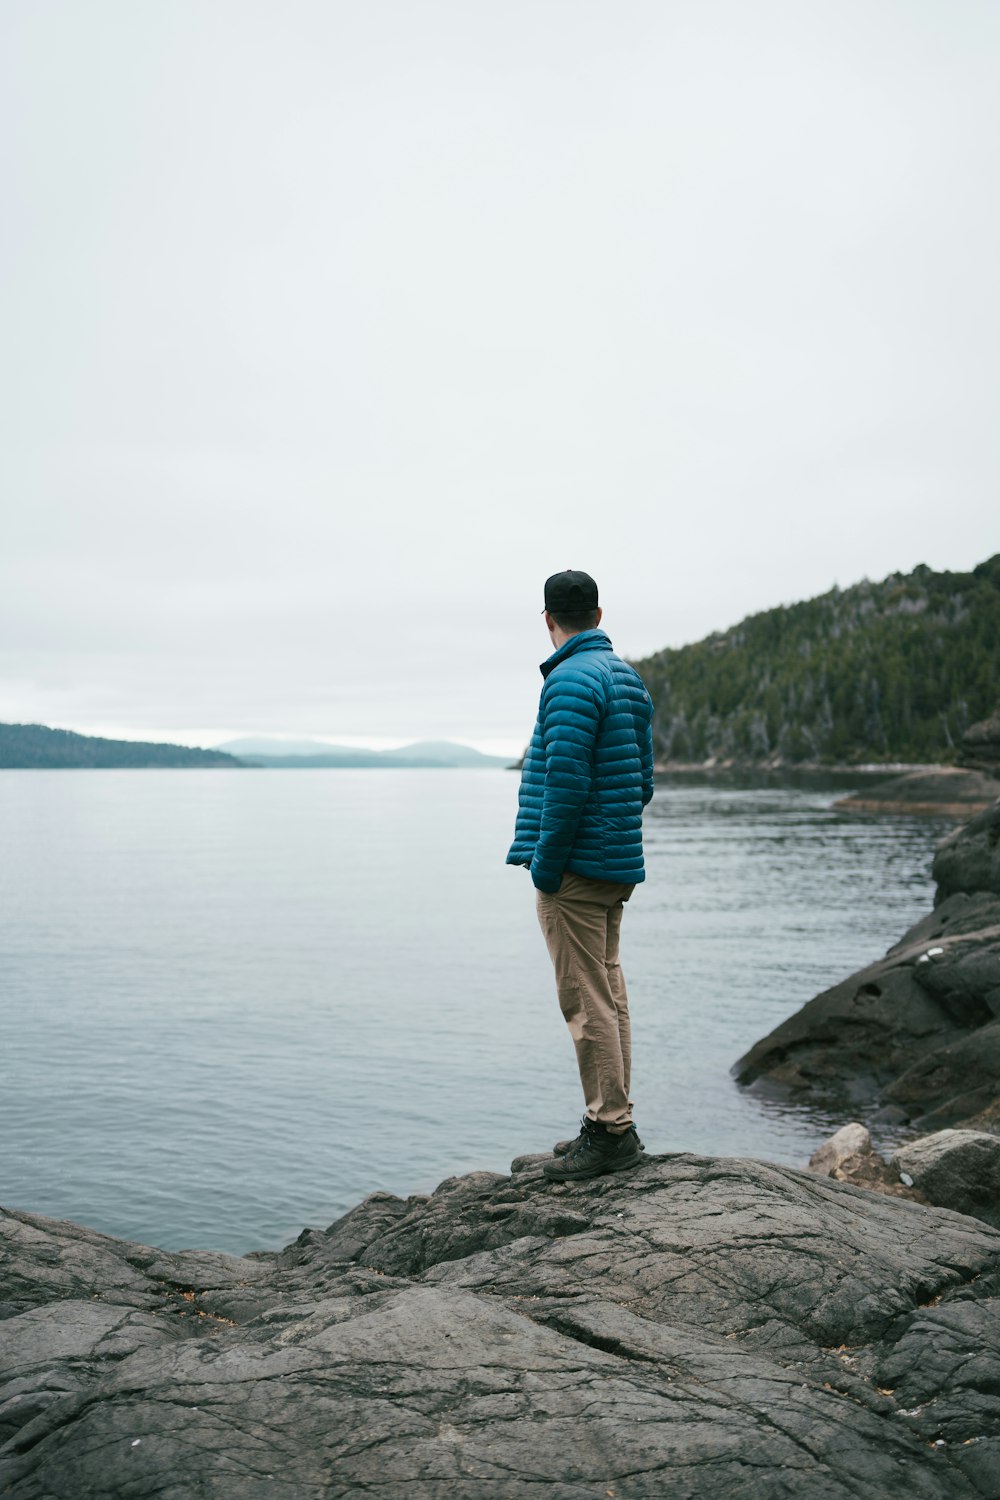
[4,1154,1000,1497]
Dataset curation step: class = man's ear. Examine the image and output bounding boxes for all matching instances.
[595,606,603,626]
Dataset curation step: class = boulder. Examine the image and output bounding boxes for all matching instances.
[734,894,1000,1119]
[808,1122,924,1200]
[732,904,978,1102]
[893,1130,1000,1229]
[834,768,999,816]
[4,1157,1000,1497]
[933,798,1000,903]
[807,1122,911,1192]
[809,1121,873,1175]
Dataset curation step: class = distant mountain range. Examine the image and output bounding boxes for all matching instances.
[8,554,997,775]
[0,723,241,770]
[0,725,512,770]
[633,553,1000,767]
[216,738,512,769]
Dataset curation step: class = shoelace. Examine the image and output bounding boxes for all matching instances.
[572,1129,613,1158]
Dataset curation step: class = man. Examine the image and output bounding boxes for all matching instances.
[507,569,655,1181]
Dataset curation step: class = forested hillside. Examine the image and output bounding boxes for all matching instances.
[633,555,1000,766]
[0,724,242,769]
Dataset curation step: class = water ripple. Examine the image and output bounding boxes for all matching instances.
[0,769,949,1252]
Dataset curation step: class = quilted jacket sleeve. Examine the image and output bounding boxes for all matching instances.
[641,696,654,807]
[530,669,601,892]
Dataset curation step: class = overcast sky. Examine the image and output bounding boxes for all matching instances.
[2,1,998,755]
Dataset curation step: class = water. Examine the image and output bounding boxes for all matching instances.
[0,769,953,1255]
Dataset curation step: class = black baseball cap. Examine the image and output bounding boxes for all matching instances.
[543,569,599,615]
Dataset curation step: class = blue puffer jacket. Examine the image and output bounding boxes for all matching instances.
[506,630,655,892]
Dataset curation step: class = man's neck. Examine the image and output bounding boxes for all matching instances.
[549,625,602,651]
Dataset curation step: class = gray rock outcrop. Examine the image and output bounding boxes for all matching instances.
[893,1131,1000,1230]
[732,891,1000,1107]
[885,1019,1000,1127]
[834,768,999,816]
[734,784,1000,1137]
[4,1155,1000,1497]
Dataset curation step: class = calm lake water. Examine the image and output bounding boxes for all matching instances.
[0,769,953,1254]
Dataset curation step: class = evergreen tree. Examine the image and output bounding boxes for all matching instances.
[633,556,1000,765]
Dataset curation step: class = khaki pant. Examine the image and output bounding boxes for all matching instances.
[535,871,636,1134]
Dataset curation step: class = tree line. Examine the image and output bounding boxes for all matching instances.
[0,723,241,769]
[632,555,1000,765]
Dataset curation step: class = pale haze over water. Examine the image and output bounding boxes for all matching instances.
[0,770,949,1254]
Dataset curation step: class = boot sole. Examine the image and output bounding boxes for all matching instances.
[553,1139,644,1157]
[543,1151,643,1182]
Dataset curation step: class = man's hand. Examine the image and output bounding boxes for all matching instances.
[530,863,562,894]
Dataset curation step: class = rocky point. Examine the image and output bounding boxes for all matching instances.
[3,1150,1000,1497]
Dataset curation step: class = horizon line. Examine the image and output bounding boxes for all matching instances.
[0,721,526,761]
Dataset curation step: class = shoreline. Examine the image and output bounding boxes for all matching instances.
[653,759,947,774]
[656,760,1000,816]
[734,792,1000,1220]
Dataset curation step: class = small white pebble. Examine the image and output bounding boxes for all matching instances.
[917,954,930,963]
[131,1439,141,1447]
[900,1172,914,1187]
[927,947,944,957]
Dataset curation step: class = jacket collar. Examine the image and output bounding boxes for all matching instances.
[540,628,612,679]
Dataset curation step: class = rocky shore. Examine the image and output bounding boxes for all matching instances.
[733,788,1000,1301]
[733,794,1000,1140]
[4,766,1000,1496]
[4,1149,1000,1498]
[658,705,1000,815]
[832,767,999,816]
